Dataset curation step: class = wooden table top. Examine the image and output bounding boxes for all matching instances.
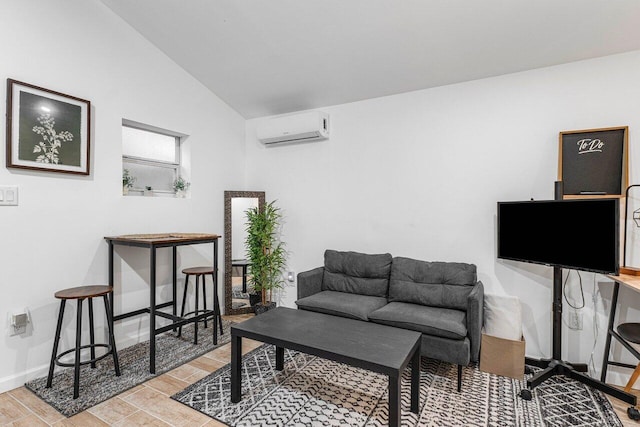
[105,233,220,245]
[607,273,640,293]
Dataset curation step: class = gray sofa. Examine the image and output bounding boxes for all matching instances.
[295,249,484,391]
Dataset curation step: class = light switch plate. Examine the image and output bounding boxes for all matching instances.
[0,186,18,206]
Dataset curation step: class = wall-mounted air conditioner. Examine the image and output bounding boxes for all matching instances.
[257,111,330,145]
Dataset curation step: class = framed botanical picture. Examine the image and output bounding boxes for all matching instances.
[558,126,628,198]
[6,79,90,175]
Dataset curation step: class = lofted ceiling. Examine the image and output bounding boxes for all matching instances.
[100,0,640,119]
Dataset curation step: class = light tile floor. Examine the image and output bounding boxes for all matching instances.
[1,313,638,426]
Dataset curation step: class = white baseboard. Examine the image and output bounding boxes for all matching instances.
[0,364,49,394]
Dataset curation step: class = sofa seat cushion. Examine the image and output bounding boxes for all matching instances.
[369,302,467,340]
[322,250,392,297]
[295,290,388,321]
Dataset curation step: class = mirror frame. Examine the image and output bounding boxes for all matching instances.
[224,190,265,315]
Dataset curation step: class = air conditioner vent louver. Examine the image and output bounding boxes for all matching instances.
[257,111,330,145]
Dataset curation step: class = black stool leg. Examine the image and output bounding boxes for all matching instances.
[103,293,121,376]
[178,274,190,337]
[46,299,66,388]
[88,297,96,368]
[215,278,223,335]
[73,299,83,399]
[202,274,208,329]
[213,276,219,344]
[194,274,199,345]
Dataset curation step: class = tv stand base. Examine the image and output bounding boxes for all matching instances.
[520,356,636,405]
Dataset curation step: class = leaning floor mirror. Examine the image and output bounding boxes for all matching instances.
[224,191,265,315]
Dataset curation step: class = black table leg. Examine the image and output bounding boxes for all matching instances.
[411,347,420,413]
[108,241,114,322]
[172,246,177,332]
[276,346,284,371]
[242,264,247,294]
[388,374,401,427]
[231,334,242,403]
[149,246,156,374]
[213,240,219,345]
[601,281,620,382]
[194,274,200,345]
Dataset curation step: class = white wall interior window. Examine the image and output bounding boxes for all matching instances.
[122,119,188,196]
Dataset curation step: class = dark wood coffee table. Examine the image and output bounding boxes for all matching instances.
[230,307,421,427]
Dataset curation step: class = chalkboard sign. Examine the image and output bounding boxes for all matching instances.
[558,126,628,197]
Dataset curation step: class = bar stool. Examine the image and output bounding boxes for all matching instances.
[615,323,640,391]
[46,285,120,399]
[612,322,640,420]
[179,266,223,343]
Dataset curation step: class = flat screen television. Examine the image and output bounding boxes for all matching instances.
[497,198,619,275]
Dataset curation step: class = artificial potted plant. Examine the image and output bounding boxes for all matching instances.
[245,200,287,315]
[122,169,136,195]
[173,176,190,198]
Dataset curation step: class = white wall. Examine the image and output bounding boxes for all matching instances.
[0,1,245,392]
[245,50,640,386]
[2,0,639,394]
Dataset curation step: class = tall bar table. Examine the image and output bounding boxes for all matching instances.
[105,233,221,374]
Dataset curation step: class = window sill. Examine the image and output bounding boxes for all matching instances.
[123,189,186,198]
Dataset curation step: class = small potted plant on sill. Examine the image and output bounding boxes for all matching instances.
[122,169,136,195]
[245,200,287,315]
[144,186,153,196]
[173,176,190,198]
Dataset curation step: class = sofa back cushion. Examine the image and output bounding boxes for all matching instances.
[322,250,392,297]
[388,257,477,310]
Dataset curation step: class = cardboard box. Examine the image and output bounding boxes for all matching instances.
[479,333,525,380]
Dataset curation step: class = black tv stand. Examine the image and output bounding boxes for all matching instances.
[520,266,635,404]
[520,182,636,405]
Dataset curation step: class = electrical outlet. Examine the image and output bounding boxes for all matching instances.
[8,311,30,336]
[568,311,583,330]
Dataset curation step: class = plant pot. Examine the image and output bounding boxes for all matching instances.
[249,293,262,307]
[175,189,186,198]
[254,302,276,315]
[123,186,129,195]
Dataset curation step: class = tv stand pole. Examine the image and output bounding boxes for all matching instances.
[520,182,636,406]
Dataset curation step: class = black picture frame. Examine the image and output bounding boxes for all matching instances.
[558,126,628,198]
[6,79,91,175]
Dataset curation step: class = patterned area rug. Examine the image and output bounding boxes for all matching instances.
[26,320,233,417]
[172,344,622,426]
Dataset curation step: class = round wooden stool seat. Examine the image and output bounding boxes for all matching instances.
[55,285,113,300]
[182,266,213,275]
[618,323,640,344]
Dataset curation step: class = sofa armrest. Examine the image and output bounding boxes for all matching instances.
[297,267,324,300]
[466,280,484,362]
